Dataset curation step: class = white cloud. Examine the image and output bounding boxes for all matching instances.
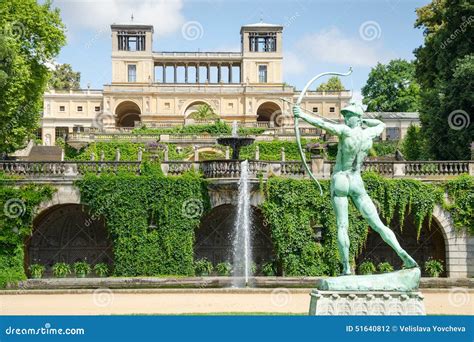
[295,27,394,67]
[350,90,365,108]
[56,0,185,38]
[283,51,306,75]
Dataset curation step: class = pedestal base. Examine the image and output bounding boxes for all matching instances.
[309,290,426,315]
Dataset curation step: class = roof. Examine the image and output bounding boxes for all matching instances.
[364,112,419,120]
[240,22,283,33]
[111,23,154,32]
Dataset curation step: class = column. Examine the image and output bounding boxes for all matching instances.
[196,64,200,83]
[217,63,222,83]
[229,63,233,83]
[184,64,188,83]
[206,64,211,83]
[173,64,177,83]
[162,64,166,83]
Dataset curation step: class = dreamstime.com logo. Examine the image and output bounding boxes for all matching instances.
[359,21,382,41]
[181,21,204,41]
[181,198,204,219]
[4,322,85,336]
[271,288,291,307]
[448,287,470,308]
[448,109,470,131]
[3,198,26,218]
[1,21,25,40]
[93,288,114,307]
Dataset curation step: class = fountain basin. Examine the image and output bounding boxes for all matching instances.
[217,137,255,160]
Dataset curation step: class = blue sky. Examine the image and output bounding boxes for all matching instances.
[53,0,429,101]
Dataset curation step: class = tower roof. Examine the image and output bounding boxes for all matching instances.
[240,22,283,34]
[111,23,154,32]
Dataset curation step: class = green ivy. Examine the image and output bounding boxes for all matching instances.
[261,172,446,276]
[0,183,54,287]
[445,174,474,234]
[239,139,319,161]
[76,173,210,276]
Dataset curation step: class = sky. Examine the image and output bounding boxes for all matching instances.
[52,0,430,103]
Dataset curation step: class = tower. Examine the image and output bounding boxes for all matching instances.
[240,22,283,85]
[110,23,154,84]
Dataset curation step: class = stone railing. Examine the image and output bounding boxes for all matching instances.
[1,160,472,180]
[0,161,141,178]
[68,132,161,143]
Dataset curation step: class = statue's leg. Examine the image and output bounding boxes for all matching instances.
[351,192,418,269]
[331,172,351,275]
[332,195,351,275]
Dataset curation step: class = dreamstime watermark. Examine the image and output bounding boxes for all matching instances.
[1,21,25,40]
[271,288,291,307]
[181,21,204,41]
[181,198,204,219]
[448,287,470,307]
[269,109,292,127]
[440,16,474,49]
[284,12,300,28]
[359,21,382,41]
[93,288,114,307]
[92,111,114,131]
[4,198,26,218]
[447,109,470,130]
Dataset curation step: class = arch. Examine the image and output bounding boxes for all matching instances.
[357,209,448,276]
[194,204,274,271]
[185,147,224,161]
[256,101,287,126]
[115,100,141,128]
[26,204,113,276]
[182,100,215,118]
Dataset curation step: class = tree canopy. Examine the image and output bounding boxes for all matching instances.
[361,59,421,112]
[47,63,80,90]
[0,0,66,154]
[414,0,473,160]
[316,76,345,92]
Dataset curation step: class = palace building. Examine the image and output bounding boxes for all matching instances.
[40,22,353,145]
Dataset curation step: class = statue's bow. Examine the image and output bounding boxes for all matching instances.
[294,67,353,195]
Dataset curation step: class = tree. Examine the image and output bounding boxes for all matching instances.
[188,104,218,120]
[0,0,66,154]
[414,0,473,160]
[48,63,80,90]
[316,76,345,92]
[361,59,421,112]
[402,124,423,160]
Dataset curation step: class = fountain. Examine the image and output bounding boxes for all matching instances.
[232,159,252,287]
[217,121,255,159]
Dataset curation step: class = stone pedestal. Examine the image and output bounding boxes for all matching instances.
[309,290,426,315]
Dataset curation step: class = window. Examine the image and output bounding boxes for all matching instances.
[59,106,65,112]
[386,127,400,141]
[77,106,83,112]
[249,32,277,52]
[118,31,146,51]
[228,102,234,109]
[329,107,335,113]
[55,127,69,139]
[95,106,101,112]
[128,64,137,82]
[258,65,267,83]
[312,107,318,113]
[164,102,171,109]
[73,126,84,133]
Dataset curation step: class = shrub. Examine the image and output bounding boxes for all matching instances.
[358,260,376,275]
[73,261,91,277]
[28,264,45,279]
[216,262,232,276]
[93,263,109,277]
[424,258,444,277]
[194,258,213,276]
[377,262,394,273]
[261,261,276,276]
[52,263,71,278]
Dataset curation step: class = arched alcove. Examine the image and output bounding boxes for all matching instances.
[115,101,141,127]
[26,204,113,276]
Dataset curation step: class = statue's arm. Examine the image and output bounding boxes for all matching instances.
[362,118,386,138]
[293,106,348,137]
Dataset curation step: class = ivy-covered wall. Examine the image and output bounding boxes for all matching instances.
[261,172,450,276]
[77,173,210,276]
[0,182,54,287]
